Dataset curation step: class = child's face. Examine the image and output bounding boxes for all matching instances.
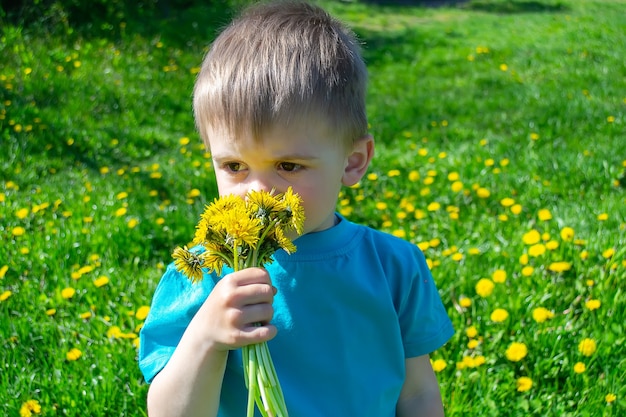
[207,118,354,236]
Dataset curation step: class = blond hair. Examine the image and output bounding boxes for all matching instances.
[193,1,368,148]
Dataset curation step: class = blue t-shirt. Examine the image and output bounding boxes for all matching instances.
[139,215,454,416]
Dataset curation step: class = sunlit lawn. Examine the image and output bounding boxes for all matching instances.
[1,0,625,416]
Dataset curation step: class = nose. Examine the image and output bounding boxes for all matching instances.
[245,173,274,194]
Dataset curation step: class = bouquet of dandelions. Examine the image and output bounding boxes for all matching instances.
[172,187,304,417]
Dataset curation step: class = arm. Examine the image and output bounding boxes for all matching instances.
[396,355,445,417]
[146,267,277,417]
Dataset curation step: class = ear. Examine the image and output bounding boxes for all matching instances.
[342,135,375,187]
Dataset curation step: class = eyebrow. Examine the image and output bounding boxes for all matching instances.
[211,152,321,162]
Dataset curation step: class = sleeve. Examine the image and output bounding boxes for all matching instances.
[138,263,215,383]
[397,246,454,358]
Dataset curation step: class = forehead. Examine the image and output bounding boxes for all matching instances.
[205,116,348,154]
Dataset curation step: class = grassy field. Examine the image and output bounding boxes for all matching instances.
[1,0,624,415]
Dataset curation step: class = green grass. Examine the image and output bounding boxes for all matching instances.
[1,0,625,415]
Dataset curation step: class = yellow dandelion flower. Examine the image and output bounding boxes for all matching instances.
[408,170,419,182]
[116,191,128,200]
[375,201,387,210]
[522,229,541,245]
[521,266,534,277]
[459,297,472,308]
[490,308,509,322]
[500,197,515,207]
[172,246,206,283]
[0,265,8,278]
[424,200,441,212]
[12,226,26,236]
[585,299,601,311]
[136,306,150,320]
[16,207,29,219]
[505,342,528,362]
[127,218,139,228]
[61,287,76,299]
[475,278,495,298]
[606,393,617,403]
[492,269,507,283]
[66,347,82,361]
[560,227,575,241]
[532,307,554,323]
[538,209,552,221]
[476,187,490,198]
[578,338,597,356]
[388,169,401,177]
[367,173,378,181]
[516,377,533,392]
[431,359,447,372]
[46,308,56,316]
[94,276,110,288]
[573,362,586,374]
[450,181,464,192]
[0,290,12,301]
[19,399,42,417]
[545,240,559,250]
[602,248,615,259]
[528,243,546,257]
[597,213,608,221]
[580,250,589,260]
[466,326,478,338]
[467,339,479,349]
[548,261,572,273]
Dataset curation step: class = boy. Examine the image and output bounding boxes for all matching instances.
[139,2,454,416]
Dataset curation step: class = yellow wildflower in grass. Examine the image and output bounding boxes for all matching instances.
[136,306,150,320]
[375,201,387,210]
[392,229,406,239]
[476,187,490,198]
[522,229,541,245]
[585,299,601,311]
[597,213,608,221]
[19,399,42,417]
[459,297,472,308]
[467,339,480,349]
[516,377,533,392]
[490,308,509,322]
[606,393,617,403]
[492,269,507,283]
[451,181,464,192]
[0,290,12,301]
[172,188,304,417]
[367,173,378,181]
[573,362,586,374]
[528,243,546,257]
[46,309,56,316]
[500,197,515,207]
[94,276,110,288]
[466,326,478,338]
[560,227,575,241]
[116,191,128,200]
[580,250,589,260]
[0,264,8,278]
[475,278,495,297]
[388,169,401,177]
[578,338,597,356]
[128,218,139,228]
[548,261,572,273]
[505,342,528,362]
[16,207,29,219]
[427,202,441,211]
[12,226,26,236]
[66,348,82,361]
[408,170,419,181]
[61,287,76,299]
[602,248,615,259]
[538,208,552,221]
[511,204,522,215]
[532,307,554,323]
[431,359,447,372]
[545,240,559,250]
[519,253,529,265]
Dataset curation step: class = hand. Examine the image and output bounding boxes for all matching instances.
[187,267,278,352]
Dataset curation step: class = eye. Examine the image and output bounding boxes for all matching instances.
[278,162,301,172]
[224,162,243,172]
